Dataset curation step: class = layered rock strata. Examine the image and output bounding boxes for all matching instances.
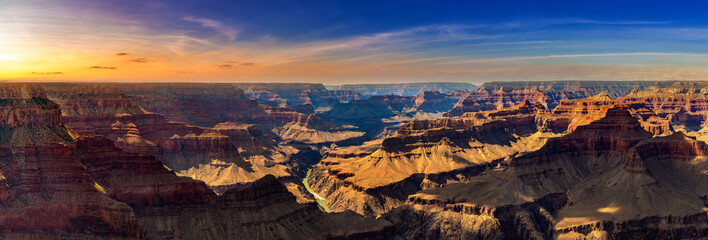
[0,84,145,239]
[384,107,708,239]
[234,83,363,109]
[308,101,559,217]
[446,80,667,117]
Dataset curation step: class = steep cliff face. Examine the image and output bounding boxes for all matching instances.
[0,84,145,239]
[548,92,673,136]
[384,107,708,239]
[234,83,363,109]
[308,101,559,217]
[446,81,666,117]
[337,82,477,96]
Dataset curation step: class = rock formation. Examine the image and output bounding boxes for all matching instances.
[40,83,303,196]
[0,83,393,239]
[308,90,683,218]
[0,84,145,239]
[447,80,667,117]
[308,101,560,217]
[620,81,708,132]
[383,107,708,239]
[273,113,366,145]
[322,91,467,139]
[234,83,363,109]
[76,134,394,239]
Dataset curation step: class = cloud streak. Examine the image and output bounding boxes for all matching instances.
[31,71,64,75]
[128,58,152,63]
[183,16,239,41]
[89,66,117,69]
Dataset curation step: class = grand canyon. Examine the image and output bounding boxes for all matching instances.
[3,1,708,239]
[0,80,703,239]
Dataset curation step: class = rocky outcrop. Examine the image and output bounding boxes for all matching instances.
[548,92,673,136]
[234,83,362,109]
[337,82,477,96]
[446,80,666,117]
[386,107,708,239]
[273,114,366,145]
[0,83,145,239]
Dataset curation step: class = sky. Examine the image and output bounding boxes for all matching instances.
[2,0,708,84]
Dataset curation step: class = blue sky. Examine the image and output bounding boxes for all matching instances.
[1,0,708,83]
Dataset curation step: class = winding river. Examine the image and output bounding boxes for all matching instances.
[302,168,331,212]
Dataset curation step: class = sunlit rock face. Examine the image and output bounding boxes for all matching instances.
[620,81,708,136]
[308,101,558,217]
[382,107,708,239]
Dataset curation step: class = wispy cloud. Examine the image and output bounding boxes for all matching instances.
[89,66,116,69]
[31,71,64,75]
[437,52,708,65]
[115,52,129,56]
[183,16,239,41]
[215,64,235,69]
[567,19,673,25]
[128,58,152,63]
